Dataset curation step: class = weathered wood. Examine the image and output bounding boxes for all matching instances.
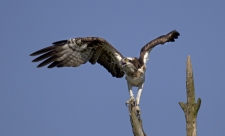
[127,99,146,136]
[179,55,201,136]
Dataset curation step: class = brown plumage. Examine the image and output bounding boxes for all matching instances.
[30,37,124,78]
[139,30,180,65]
[30,30,180,109]
[30,30,180,78]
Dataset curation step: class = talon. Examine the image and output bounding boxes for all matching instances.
[125,96,135,106]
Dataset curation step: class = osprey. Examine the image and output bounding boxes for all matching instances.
[30,30,180,112]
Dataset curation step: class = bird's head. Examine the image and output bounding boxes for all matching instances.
[121,57,137,73]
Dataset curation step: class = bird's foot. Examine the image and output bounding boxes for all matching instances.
[126,96,135,106]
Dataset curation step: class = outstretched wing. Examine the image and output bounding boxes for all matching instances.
[139,30,180,64]
[30,37,124,78]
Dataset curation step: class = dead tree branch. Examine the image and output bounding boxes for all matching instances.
[179,55,201,136]
[127,99,146,136]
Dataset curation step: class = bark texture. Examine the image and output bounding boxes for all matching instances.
[179,55,201,136]
[127,99,146,136]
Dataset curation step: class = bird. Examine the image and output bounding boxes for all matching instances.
[30,30,180,112]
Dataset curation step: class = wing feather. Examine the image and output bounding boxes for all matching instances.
[48,61,61,68]
[30,46,55,56]
[37,56,57,67]
[32,51,55,62]
[30,37,124,78]
[89,46,103,64]
[139,30,180,64]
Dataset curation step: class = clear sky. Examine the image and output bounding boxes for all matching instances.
[1,0,224,136]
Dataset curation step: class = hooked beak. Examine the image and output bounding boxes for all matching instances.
[121,62,126,67]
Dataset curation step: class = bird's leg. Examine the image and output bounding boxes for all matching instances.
[126,82,135,105]
[136,84,143,106]
[135,84,144,114]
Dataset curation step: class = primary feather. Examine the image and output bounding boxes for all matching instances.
[30,37,125,78]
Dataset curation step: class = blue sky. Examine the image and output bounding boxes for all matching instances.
[1,0,225,136]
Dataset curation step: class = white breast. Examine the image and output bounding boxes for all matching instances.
[125,73,145,87]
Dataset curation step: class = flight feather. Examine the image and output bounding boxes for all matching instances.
[139,30,180,64]
[30,37,125,78]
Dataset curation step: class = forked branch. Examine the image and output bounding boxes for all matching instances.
[179,55,201,136]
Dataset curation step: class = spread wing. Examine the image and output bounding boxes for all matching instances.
[30,37,125,78]
[139,30,180,64]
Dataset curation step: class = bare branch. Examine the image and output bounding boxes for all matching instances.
[127,99,146,136]
[179,55,201,136]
